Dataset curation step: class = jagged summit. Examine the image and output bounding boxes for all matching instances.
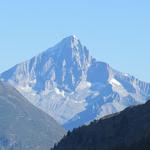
[45,35,90,60]
[1,35,92,92]
[0,36,150,130]
[46,35,81,52]
[37,35,90,62]
[61,35,79,43]
[34,35,81,60]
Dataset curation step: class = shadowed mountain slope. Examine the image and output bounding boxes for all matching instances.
[0,81,65,150]
[52,100,150,150]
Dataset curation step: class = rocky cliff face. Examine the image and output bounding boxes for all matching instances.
[1,35,150,130]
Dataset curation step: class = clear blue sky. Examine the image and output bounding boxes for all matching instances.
[0,0,150,82]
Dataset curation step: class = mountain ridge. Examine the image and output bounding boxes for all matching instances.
[51,99,150,150]
[0,81,66,150]
[1,35,150,130]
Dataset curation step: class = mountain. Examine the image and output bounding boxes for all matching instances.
[0,35,150,130]
[51,100,150,150]
[0,81,65,150]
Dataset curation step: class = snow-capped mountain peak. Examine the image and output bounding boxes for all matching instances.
[61,35,80,46]
[46,35,85,55]
[1,36,150,130]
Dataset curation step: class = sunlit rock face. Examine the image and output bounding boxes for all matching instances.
[1,35,150,130]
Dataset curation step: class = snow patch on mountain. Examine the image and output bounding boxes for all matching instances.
[0,35,150,130]
[110,78,121,86]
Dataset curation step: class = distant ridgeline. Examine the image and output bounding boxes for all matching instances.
[52,100,150,150]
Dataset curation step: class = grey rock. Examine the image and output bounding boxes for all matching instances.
[0,35,150,130]
[0,81,66,150]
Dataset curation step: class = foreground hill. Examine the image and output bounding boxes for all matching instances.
[1,35,150,130]
[52,100,150,150]
[0,81,65,150]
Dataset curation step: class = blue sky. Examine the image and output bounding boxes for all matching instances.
[0,0,150,82]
